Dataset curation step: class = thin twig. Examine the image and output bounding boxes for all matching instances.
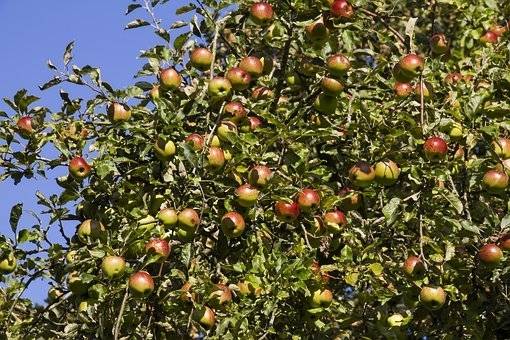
[419,75,425,134]
[359,8,407,50]
[114,286,130,340]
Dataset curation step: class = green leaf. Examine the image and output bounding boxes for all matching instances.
[63,41,75,66]
[382,198,401,225]
[9,203,23,234]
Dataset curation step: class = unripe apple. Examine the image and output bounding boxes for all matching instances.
[68,272,89,295]
[311,289,333,308]
[158,208,178,227]
[394,82,413,97]
[387,314,404,327]
[248,165,272,187]
[314,94,337,114]
[154,138,176,161]
[129,271,154,298]
[297,188,321,211]
[402,255,425,277]
[217,121,238,141]
[330,0,354,19]
[193,306,216,328]
[101,255,126,279]
[398,54,424,81]
[305,21,329,44]
[226,67,252,91]
[493,138,510,158]
[251,86,274,101]
[286,72,302,87]
[108,102,131,122]
[323,210,347,233]
[16,116,34,138]
[483,169,509,192]
[275,201,300,222]
[0,252,16,273]
[77,219,106,243]
[479,243,503,265]
[250,2,274,25]
[420,286,446,310]
[415,81,433,99]
[326,53,351,77]
[481,31,498,44]
[66,250,77,264]
[145,238,171,261]
[159,68,181,91]
[69,156,92,180]
[208,77,232,99]
[239,56,264,77]
[207,147,225,168]
[374,160,400,186]
[449,123,463,139]
[349,161,376,188]
[235,184,260,207]
[209,135,221,147]
[321,77,343,96]
[178,208,200,230]
[190,47,213,71]
[185,133,205,151]
[209,284,232,307]
[423,136,448,161]
[221,211,246,238]
[224,101,247,122]
[149,85,160,101]
[338,187,361,211]
[430,33,449,54]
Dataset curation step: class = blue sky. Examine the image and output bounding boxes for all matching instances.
[0,0,185,305]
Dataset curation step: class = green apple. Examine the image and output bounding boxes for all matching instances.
[101,255,126,279]
[158,208,178,227]
[311,289,333,307]
[419,286,446,310]
[208,77,232,99]
[154,137,176,161]
[0,252,17,273]
[193,306,216,329]
[77,219,106,243]
[374,160,400,186]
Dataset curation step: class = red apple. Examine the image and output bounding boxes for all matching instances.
[483,169,509,192]
[185,133,205,151]
[207,147,225,168]
[348,161,376,188]
[193,306,216,328]
[481,31,499,44]
[226,67,252,91]
[239,56,264,78]
[402,255,425,277]
[145,238,171,261]
[430,33,449,54]
[69,156,92,180]
[326,53,351,77]
[493,138,510,158]
[275,201,300,222]
[178,208,200,230]
[224,101,247,122]
[499,235,510,251]
[297,188,321,211]
[129,271,154,298]
[423,136,448,161]
[221,211,246,238]
[190,47,213,71]
[398,54,424,81]
[394,82,413,97]
[251,86,274,101]
[16,116,34,138]
[108,102,131,122]
[159,68,181,91]
[235,184,260,207]
[323,210,347,233]
[248,165,272,187]
[250,2,274,25]
[321,77,344,95]
[420,286,446,310]
[247,116,262,131]
[490,25,507,37]
[330,0,354,19]
[479,243,503,265]
[311,289,333,307]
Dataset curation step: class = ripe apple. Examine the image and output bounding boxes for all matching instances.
[250,2,274,25]
[246,116,262,131]
[159,68,181,91]
[209,284,232,307]
[481,31,498,44]
[154,137,176,161]
[221,211,246,238]
[374,160,400,186]
[145,238,171,261]
[349,161,376,188]
[158,208,178,227]
[500,235,510,251]
[321,77,343,95]
[77,219,106,243]
[69,156,92,180]
[235,184,260,207]
[326,54,351,77]
[207,147,225,168]
[305,21,329,44]
[226,67,252,91]
[224,101,247,122]
[297,188,321,211]
[479,243,503,265]
[0,252,16,273]
[16,116,34,138]
[239,56,264,77]
[423,136,448,161]
[493,138,510,158]
[338,187,361,211]
[190,47,213,71]
[101,255,126,279]
[208,77,232,99]
[185,133,205,151]
[275,201,300,222]
[314,94,337,114]
[68,272,89,295]
[402,256,425,277]
[419,286,446,310]
[483,169,509,192]
[398,54,424,81]
[330,0,354,19]
[193,306,216,328]
[248,165,272,187]
[311,289,333,307]
[129,271,154,298]
[108,102,131,122]
[490,25,507,37]
[251,86,274,101]
[394,82,413,97]
[217,121,238,141]
[323,210,347,233]
[149,85,160,101]
[178,208,200,230]
[430,33,449,54]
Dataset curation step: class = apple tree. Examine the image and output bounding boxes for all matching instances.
[1,0,510,338]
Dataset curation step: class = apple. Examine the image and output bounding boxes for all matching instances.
[490,25,507,37]
[297,188,321,211]
[483,169,509,192]
[208,77,232,99]
[226,67,252,91]
[217,121,238,141]
[374,160,400,186]
[481,31,498,44]
[145,238,171,261]
[250,2,273,25]
[239,56,264,77]
[493,138,510,158]
[321,77,343,95]
[193,306,216,328]
[311,289,333,308]
[349,161,376,188]
[387,314,404,327]
[66,250,77,264]
[0,252,16,273]
[69,156,92,180]
[159,68,181,91]
[149,85,160,101]
[251,86,274,101]
[338,187,361,211]
[286,72,302,87]
[178,208,200,230]
[224,148,232,161]
[479,243,503,265]
[235,184,260,207]
[207,147,225,168]
[158,208,178,227]
[101,255,126,279]
[423,136,448,161]
[129,271,154,298]
[305,21,329,44]
[449,123,463,139]
[108,102,131,122]
[394,82,413,97]
[326,54,351,77]
[430,33,449,54]
[500,235,510,251]
[419,286,446,310]
[314,94,337,114]
[402,256,425,277]
[185,133,205,151]
[444,72,463,85]
[398,54,424,81]
[209,284,232,307]
[209,135,221,147]
[248,165,272,187]
[275,201,300,222]
[77,219,106,243]
[323,210,347,233]
[154,137,176,161]
[190,47,213,71]
[221,211,246,238]
[415,81,433,99]
[68,272,89,295]
[330,0,354,19]
[224,101,247,122]
[16,116,34,138]
[247,116,262,131]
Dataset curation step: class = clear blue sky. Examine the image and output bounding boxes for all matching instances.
[0,0,185,305]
